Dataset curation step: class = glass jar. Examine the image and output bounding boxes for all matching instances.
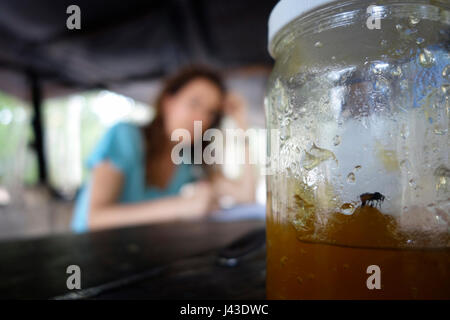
[265,0,449,299]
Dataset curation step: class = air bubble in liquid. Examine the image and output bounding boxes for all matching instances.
[340,203,356,215]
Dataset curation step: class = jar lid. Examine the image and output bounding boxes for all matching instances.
[268,0,336,57]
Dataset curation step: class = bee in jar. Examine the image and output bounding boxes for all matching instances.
[360,192,385,208]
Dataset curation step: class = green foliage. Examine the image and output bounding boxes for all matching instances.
[0,91,37,185]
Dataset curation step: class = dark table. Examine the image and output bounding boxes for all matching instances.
[0,220,266,299]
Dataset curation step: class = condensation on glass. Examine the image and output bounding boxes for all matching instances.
[265,0,450,299]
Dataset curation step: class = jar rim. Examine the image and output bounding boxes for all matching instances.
[268,0,450,58]
[268,0,337,57]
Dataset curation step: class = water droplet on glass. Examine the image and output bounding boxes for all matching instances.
[333,135,341,146]
[374,76,390,92]
[442,65,450,81]
[347,172,356,183]
[391,66,402,77]
[314,41,323,48]
[394,48,405,56]
[436,176,447,191]
[440,84,449,96]
[400,79,409,90]
[281,117,291,127]
[404,28,418,36]
[302,143,336,170]
[372,64,384,75]
[419,49,435,68]
[416,37,425,45]
[354,165,362,171]
[409,179,417,188]
[400,159,410,170]
[433,126,448,135]
[400,125,409,139]
[408,15,420,26]
[289,162,298,171]
[380,39,388,47]
[434,165,450,178]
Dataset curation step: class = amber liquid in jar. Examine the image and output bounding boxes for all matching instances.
[265,0,450,299]
[266,192,450,300]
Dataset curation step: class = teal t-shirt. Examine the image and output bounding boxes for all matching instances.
[71,122,201,233]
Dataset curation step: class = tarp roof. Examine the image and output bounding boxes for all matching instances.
[0,0,277,101]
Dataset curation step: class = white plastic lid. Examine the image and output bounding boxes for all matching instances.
[268,0,335,57]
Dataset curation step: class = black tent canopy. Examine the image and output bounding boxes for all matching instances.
[0,0,276,100]
[0,0,276,184]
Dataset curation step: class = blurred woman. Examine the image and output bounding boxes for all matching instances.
[72,66,255,232]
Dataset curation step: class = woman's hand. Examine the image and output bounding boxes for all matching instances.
[179,181,215,219]
[223,92,249,130]
[88,164,217,230]
[211,175,255,207]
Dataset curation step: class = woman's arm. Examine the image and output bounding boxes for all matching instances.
[88,161,213,231]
